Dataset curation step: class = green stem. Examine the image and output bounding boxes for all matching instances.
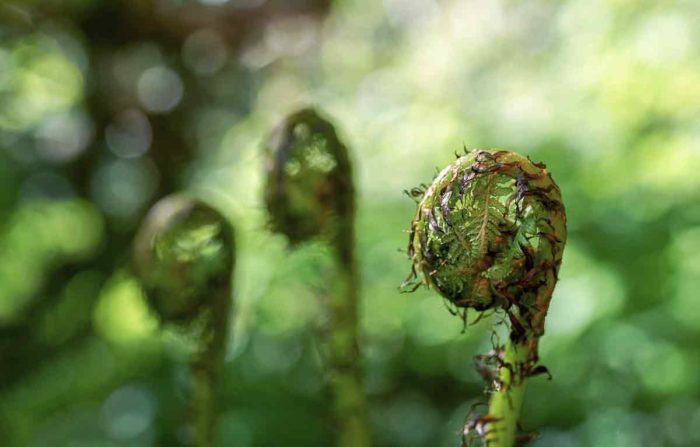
[188,285,232,447]
[325,216,371,447]
[484,340,529,447]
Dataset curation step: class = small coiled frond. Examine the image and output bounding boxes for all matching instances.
[133,195,234,323]
[263,108,353,245]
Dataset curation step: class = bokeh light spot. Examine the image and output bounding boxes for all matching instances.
[182,30,228,76]
[90,158,159,220]
[35,111,93,163]
[93,274,158,345]
[105,109,152,159]
[101,384,155,440]
[137,66,184,113]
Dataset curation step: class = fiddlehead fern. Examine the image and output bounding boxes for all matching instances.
[404,149,567,447]
[264,108,371,447]
[133,195,234,447]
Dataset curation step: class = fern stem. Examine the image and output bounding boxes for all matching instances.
[189,285,231,447]
[484,340,528,447]
[326,212,371,447]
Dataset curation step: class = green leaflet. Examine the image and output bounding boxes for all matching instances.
[483,212,537,281]
[463,173,512,262]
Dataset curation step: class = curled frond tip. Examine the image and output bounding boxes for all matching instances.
[405,149,567,340]
[133,195,234,323]
[263,107,354,245]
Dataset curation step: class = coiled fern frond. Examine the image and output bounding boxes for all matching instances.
[133,195,234,447]
[406,149,566,340]
[263,108,370,447]
[264,108,353,246]
[404,149,567,447]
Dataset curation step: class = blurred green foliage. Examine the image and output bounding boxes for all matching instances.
[1,0,700,446]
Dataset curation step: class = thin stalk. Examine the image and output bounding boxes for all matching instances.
[325,215,371,447]
[484,341,528,447]
[188,285,232,447]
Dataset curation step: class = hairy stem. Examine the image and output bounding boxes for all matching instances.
[484,340,528,447]
[189,285,232,447]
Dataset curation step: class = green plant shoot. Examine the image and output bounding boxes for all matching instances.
[133,195,235,447]
[404,149,567,447]
[264,108,371,447]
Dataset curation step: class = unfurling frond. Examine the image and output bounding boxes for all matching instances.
[405,149,567,343]
[405,149,567,447]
